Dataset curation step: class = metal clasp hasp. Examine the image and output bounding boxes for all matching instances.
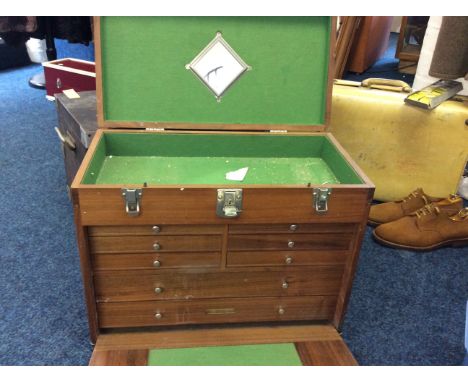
[216,189,243,218]
[313,187,331,214]
[121,188,143,217]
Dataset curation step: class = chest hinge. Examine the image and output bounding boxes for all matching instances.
[313,187,331,214]
[121,188,143,217]
[216,189,243,218]
[269,129,288,133]
[145,127,165,132]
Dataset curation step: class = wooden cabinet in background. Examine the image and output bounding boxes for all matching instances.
[347,16,393,74]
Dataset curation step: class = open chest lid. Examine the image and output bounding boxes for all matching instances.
[95,16,335,132]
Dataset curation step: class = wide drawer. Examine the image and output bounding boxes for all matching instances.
[228,233,354,251]
[229,223,356,235]
[94,267,344,302]
[88,224,224,236]
[89,235,222,253]
[97,295,338,328]
[227,250,348,267]
[93,252,221,270]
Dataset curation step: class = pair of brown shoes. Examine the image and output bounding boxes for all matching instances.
[368,188,468,251]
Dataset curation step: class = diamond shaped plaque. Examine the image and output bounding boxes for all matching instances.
[186,32,250,100]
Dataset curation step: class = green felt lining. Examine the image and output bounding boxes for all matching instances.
[81,133,363,185]
[100,16,331,126]
[147,343,303,366]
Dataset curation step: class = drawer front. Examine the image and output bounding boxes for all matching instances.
[229,223,357,235]
[94,267,344,302]
[227,250,348,267]
[97,296,337,328]
[228,233,354,251]
[88,224,224,237]
[93,252,221,270]
[89,235,222,253]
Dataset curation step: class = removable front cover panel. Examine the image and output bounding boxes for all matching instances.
[99,17,331,127]
[82,133,364,185]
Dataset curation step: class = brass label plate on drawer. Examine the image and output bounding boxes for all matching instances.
[206,308,236,315]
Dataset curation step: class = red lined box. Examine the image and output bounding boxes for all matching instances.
[42,58,96,99]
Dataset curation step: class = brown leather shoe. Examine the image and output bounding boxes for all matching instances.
[373,203,468,251]
[368,188,444,226]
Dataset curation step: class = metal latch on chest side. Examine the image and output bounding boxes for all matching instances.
[313,187,331,214]
[217,189,243,218]
[122,188,143,217]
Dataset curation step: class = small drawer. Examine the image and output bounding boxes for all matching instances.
[89,235,222,254]
[97,295,338,328]
[227,250,348,267]
[92,252,221,270]
[88,224,224,236]
[229,223,356,235]
[228,233,354,251]
[94,267,344,302]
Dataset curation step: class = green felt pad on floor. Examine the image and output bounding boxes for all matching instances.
[147,343,303,366]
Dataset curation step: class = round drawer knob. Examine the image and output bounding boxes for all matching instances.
[153,242,161,251]
[289,224,298,231]
[154,287,164,294]
[282,281,289,289]
[278,307,285,315]
[285,256,293,265]
[153,260,161,268]
[287,241,295,248]
[155,312,163,320]
[152,225,161,233]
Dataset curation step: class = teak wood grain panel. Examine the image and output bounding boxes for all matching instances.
[229,223,357,234]
[228,233,354,251]
[89,349,149,366]
[77,187,371,226]
[94,267,344,302]
[97,296,338,328]
[89,235,222,254]
[94,323,342,351]
[227,250,349,267]
[295,340,358,366]
[72,198,99,343]
[333,191,373,329]
[88,224,224,236]
[92,252,221,270]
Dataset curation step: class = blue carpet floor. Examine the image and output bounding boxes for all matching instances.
[0,39,467,365]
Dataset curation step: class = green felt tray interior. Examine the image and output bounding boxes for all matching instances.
[147,343,303,366]
[82,133,363,185]
[100,16,331,126]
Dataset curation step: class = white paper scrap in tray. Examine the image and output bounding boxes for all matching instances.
[225,167,249,181]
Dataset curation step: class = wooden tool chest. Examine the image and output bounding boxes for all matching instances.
[71,16,374,365]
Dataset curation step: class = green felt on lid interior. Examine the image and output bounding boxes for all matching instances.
[81,133,364,185]
[147,343,303,366]
[99,16,331,127]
